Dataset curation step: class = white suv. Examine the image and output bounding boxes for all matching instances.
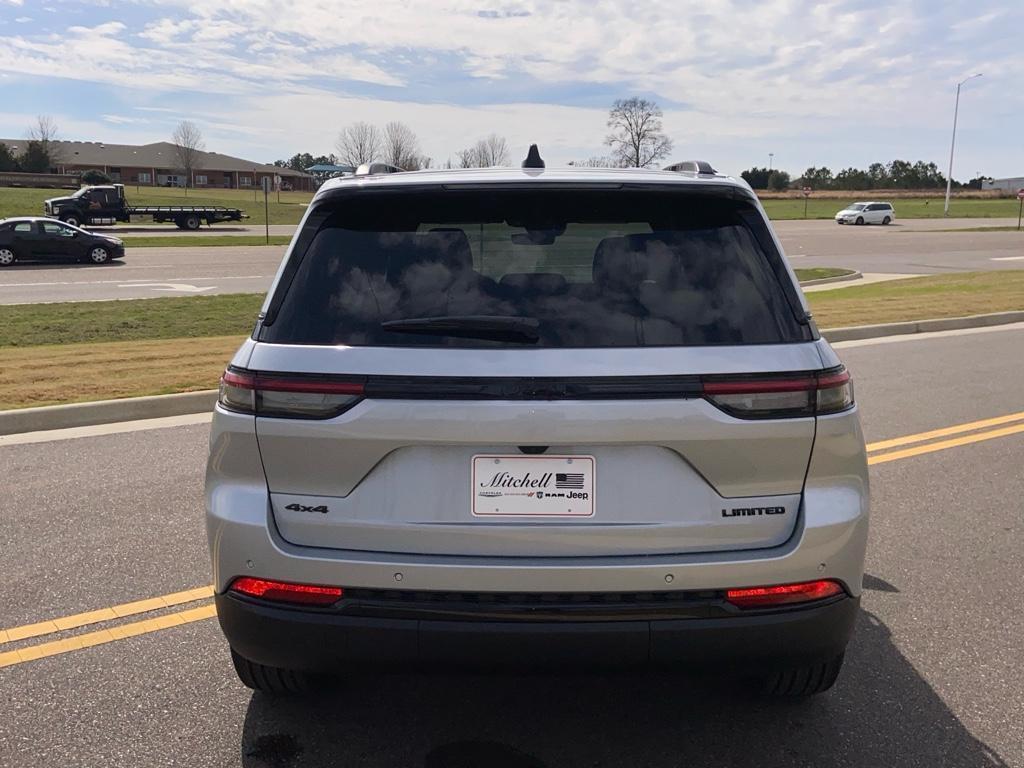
[206,151,869,697]
[835,201,895,225]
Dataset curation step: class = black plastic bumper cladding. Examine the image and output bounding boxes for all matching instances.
[217,592,858,672]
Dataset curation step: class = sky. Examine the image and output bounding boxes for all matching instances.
[0,0,1021,179]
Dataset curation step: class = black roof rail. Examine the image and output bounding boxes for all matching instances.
[354,162,405,176]
[663,160,718,175]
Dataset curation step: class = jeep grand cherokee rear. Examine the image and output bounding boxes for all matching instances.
[206,162,868,697]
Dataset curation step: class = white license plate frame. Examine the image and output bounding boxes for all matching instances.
[471,454,595,518]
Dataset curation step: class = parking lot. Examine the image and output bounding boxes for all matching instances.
[2,323,1022,767]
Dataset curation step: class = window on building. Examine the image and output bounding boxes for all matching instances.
[240,176,252,186]
[138,172,151,183]
[195,175,208,186]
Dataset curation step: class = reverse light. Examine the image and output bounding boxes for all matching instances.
[229,577,344,606]
[702,367,853,419]
[219,368,365,419]
[726,579,845,609]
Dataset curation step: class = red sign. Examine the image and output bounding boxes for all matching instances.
[802,186,812,197]
[1017,188,1024,200]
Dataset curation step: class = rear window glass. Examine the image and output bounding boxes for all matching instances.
[261,189,808,348]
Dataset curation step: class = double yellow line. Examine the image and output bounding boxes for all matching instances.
[3,408,1024,671]
[0,587,215,669]
[867,410,1024,465]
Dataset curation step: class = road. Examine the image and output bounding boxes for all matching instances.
[0,219,1020,304]
[1,324,1022,767]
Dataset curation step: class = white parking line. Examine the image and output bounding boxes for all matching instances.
[991,256,1024,261]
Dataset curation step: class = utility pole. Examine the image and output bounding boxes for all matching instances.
[769,153,774,171]
[944,73,982,216]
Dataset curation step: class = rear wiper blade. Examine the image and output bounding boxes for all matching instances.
[381,315,540,343]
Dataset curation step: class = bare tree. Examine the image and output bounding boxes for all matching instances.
[336,122,382,167]
[27,115,62,168]
[605,98,673,168]
[171,120,205,193]
[568,156,622,168]
[453,134,511,168]
[475,134,510,167]
[382,122,427,170]
[455,147,479,168]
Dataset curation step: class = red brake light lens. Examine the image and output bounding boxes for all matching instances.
[218,368,365,419]
[702,367,853,419]
[726,579,845,609]
[229,577,344,606]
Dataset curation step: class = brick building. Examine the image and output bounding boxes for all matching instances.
[0,139,314,191]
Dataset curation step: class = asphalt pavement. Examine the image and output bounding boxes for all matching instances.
[0,219,1021,304]
[1,324,1022,767]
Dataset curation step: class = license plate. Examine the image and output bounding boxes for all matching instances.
[472,455,595,517]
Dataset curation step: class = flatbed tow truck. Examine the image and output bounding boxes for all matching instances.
[43,184,248,230]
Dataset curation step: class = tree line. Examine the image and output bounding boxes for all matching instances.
[743,161,990,191]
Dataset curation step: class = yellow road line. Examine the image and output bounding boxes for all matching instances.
[5,410,1024,668]
[0,585,213,645]
[0,603,216,669]
[867,410,1024,453]
[869,422,1024,465]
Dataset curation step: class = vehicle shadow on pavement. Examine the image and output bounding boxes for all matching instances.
[239,610,1010,768]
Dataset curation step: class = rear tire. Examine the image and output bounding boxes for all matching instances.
[230,649,316,695]
[181,214,202,230]
[761,653,845,697]
[87,246,110,265]
[0,247,16,267]
[882,216,891,225]
[855,216,864,225]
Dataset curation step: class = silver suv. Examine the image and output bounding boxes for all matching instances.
[206,152,869,697]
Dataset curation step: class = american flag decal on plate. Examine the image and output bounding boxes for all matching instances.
[556,473,584,489]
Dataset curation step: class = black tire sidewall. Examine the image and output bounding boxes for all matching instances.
[856,217,864,225]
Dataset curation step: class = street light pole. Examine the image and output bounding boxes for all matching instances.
[769,153,774,171]
[944,73,982,216]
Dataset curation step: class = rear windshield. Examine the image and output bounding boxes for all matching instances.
[261,188,808,348]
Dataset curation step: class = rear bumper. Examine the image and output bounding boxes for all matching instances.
[217,592,859,671]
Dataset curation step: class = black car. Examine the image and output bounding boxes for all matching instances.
[0,217,125,266]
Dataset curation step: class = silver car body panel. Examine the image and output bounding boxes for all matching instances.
[207,167,868,608]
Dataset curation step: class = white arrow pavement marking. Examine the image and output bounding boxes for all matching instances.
[118,283,216,293]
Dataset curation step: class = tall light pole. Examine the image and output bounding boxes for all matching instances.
[769,153,774,171]
[944,73,982,216]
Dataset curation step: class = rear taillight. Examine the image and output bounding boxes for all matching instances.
[702,366,853,419]
[726,579,845,609]
[219,368,364,419]
[229,577,344,606]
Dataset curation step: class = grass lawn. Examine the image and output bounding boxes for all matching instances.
[122,235,292,248]
[3,185,1018,225]
[760,197,1017,220]
[2,272,1023,408]
[0,335,243,410]
[0,293,263,347]
[807,271,1024,328]
[0,186,312,226]
[794,268,856,282]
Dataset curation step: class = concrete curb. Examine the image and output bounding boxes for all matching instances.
[0,390,217,437]
[799,270,862,287]
[823,310,1024,342]
[2,309,1024,436]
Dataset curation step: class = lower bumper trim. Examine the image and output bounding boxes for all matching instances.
[216,592,859,672]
